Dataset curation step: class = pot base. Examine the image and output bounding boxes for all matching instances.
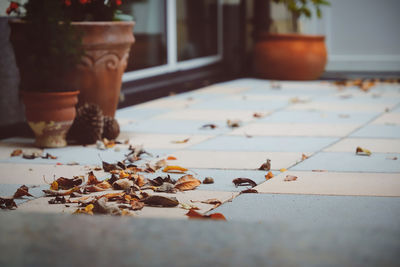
[28,120,73,148]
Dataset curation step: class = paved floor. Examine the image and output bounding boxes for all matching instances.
[1,78,400,266]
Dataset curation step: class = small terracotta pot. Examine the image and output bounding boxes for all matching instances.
[253,33,327,80]
[21,91,79,148]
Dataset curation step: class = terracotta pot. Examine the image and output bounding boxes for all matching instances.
[70,21,135,117]
[21,91,79,148]
[253,33,327,80]
[9,20,135,117]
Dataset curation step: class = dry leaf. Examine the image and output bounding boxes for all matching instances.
[55,176,84,190]
[386,156,398,160]
[201,124,217,129]
[253,112,265,118]
[102,161,120,172]
[284,175,297,182]
[241,188,258,194]
[227,119,241,128]
[155,182,176,193]
[202,177,214,184]
[93,198,121,215]
[280,168,287,172]
[11,149,22,157]
[141,195,179,207]
[356,146,371,156]
[232,178,257,188]
[84,185,107,193]
[13,185,33,198]
[41,153,57,159]
[48,196,66,204]
[180,203,199,210]
[259,159,271,171]
[171,138,190,144]
[265,171,274,180]
[87,171,100,185]
[185,208,226,221]
[113,179,134,190]
[96,181,112,190]
[43,187,80,196]
[167,156,177,160]
[175,175,201,191]
[135,175,146,187]
[162,165,188,173]
[0,197,17,210]
[130,199,145,210]
[301,154,309,161]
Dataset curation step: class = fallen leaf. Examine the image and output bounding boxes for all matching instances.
[10,149,22,157]
[356,146,371,156]
[259,159,271,171]
[167,156,177,160]
[113,179,134,190]
[232,178,257,188]
[227,119,241,128]
[43,187,80,196]
[50,181,58,190]
[0,197,17,210]
[55,176,84,190]
[253,112,265,118]
[171,138,190,144]
[93,198,121,215]
[284,175,297,182]
[386,156,398,160]
[84,185,107,193]
[241,188,258,194]
[96,181,112,190]
[87,171,100,185]
[41,153,57,159]
[162,165,188,173]
[202,177,214,184]
[130,199,145,210]
[22,152,40,159]
[13,185,33,198]
[180,203,199,210]
[280,168,287,172]
[185,208,226,220]
[135,175,146,187]
[265,171,274,180]
[48,196,66,204]
[301,154,309,161]
[201,124,217,129]
[141,195,179,207]
[155,182,177,193]
[175,175,201,191]
[191,198,222,206]
[102,161,120,172]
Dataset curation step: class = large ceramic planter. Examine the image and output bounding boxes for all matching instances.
[21,91,79,148]
[9,20,135,117]
[253,33,327,80]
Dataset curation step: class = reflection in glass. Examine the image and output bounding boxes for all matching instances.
[176,0,218,61]
[122,0,167,71]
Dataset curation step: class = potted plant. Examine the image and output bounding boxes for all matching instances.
[6,0,134,148]
[253,0,330,80]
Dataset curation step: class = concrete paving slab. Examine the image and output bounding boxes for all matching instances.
[351,124,400,138]
[189,97,288,111]
[288,101,392,112]
[190,135,338,152]
[229,122,360,137]
[255,171,400,197]
[292,152,400,173]
[372,113,400,125]
[171,150,302,170]
[152,109,262,122]
[324,138,400,153]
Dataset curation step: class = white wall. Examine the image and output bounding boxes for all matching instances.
[302,0,400,72]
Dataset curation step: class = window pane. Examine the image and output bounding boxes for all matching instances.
[176,0,219,62]
[122,0,167,71]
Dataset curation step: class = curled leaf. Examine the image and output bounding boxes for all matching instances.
[0,197,17,210]
[202,177,214,184]
[227,119,241,128]
[185,208,226,220]
[141,195,179,207]
[301,154,309,161]
[232,178,257,188]
[55,176,83,190]
[13,185,33,198]
[43,187,80,196]
[241,188,258,194]
[356,146,371,156]
[162,165,188,173]
[174,175,201,191]
[265,171,274,180]
[113,178,134,190]
[259,159,271,171]
[201,124,217,129]
[48,196,66,204]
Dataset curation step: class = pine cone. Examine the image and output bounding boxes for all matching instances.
[103,116,120,140]
[69,103,104,144]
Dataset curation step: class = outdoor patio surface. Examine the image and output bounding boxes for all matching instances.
[1,78,400,266]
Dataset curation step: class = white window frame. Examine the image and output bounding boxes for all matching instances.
[122,0,223,82]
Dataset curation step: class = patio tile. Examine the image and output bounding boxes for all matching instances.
[229,122,360,137]
[350,124,400,138]
[194,85,251,95]
[291,152,400,173]
[190,135,338,152]
[134,96,201,109]
[255,171,400,197]
[371,113,400,125]
[116,107,166,120]
[213,193,400,228]
[324,138,400,153]
[259,110,378,124]
[0,163,100,185]
[189,97,288,111]
[121,119,232,135]
[118,132,214,149]
[152,109,262,122]
[288,101,392,112]
[170,150,303,170]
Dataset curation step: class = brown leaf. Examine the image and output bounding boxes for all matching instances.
[112,179,134,190]
[87,171,100,185]
[301,154,309,161]
[10,149,23,157]
[55,176,83,190]
[241,188,258,194]
[141,195,179,207]
[265,171,274,180]
[102,161,120,172]
[155,182,177,193]
[201,124,217,129]
[171,138,190,144]
[232,178,257,188]
[259,159,271,171]
[198,198,222,206]
[0,197,18,210]
[43,187,80,196]
[41,153,57,159]
[356,146,371,156]
[84,185,107,193]
[227,119,241,128]
[48,196,66,204]
[98,192,126,202]
[174,175,201,191]
[185,209,226,221]
[130,199,145,210]
[202,177,214,184]
[13,185,33,198]
[284,175,297,182]
[96,180,112,190]
[93,198,121,215]
[253,112,265,118]
[135,174,146,187]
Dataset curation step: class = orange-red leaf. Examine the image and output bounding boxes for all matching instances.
[185,208,226,221]
[162,165,188,173]
[10,149,22,157]
[174,175,201,191]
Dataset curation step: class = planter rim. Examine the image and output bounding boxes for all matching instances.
[9,19,135,27]
[21,90,80,97]
[257,32,325,41]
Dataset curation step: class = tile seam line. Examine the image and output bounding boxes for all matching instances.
[285,103,400,171]
[251,192,400,198]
